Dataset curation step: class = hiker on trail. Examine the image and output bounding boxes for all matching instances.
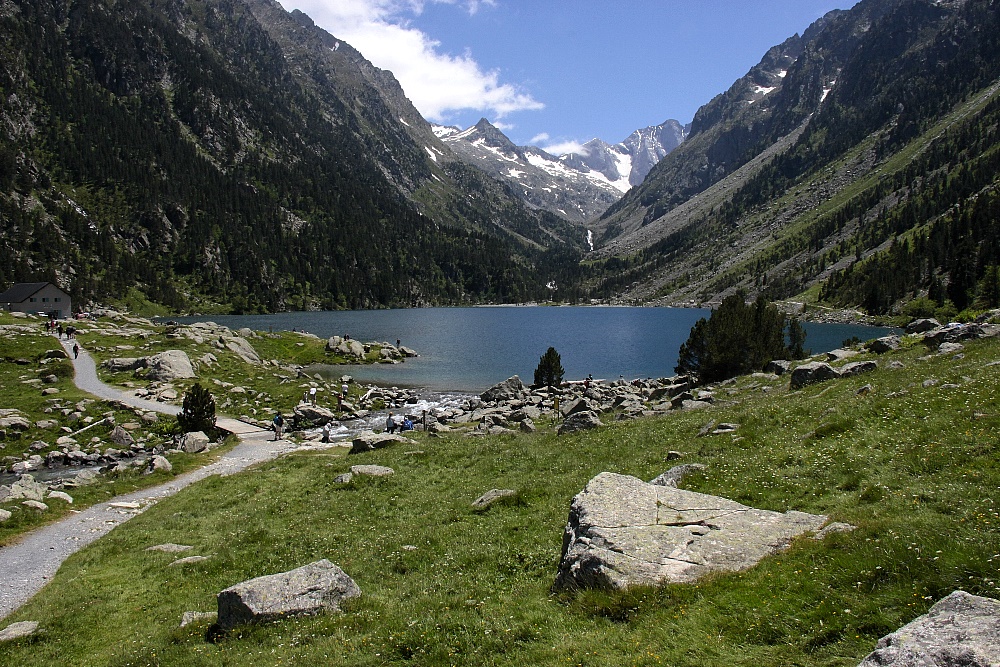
[57,323,63,339]
[341,382,349,399]
[322,422,332,443]
[385,412,397,434]
[73,343,79,359]
[309,387,317,405]
[272,413,284,440]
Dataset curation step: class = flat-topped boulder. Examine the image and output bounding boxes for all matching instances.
[217,559,360,630]
[858,590,1000,666]
[554,472,828,590]
[349,432,414,454]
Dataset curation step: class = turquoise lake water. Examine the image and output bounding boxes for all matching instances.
[170,307,895,393]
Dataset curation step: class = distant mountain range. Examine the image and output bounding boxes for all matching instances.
[3,0,999,317]
[434,119,688,224]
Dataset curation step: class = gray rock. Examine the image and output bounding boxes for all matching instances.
[790,362,840,389]
[813,522,856,540]
[472,489,517,509]
[554,472,827,590]
[178,431,210,454]
[9,475,47,501]
[0,415,30,431]
[145,350,196,381]
[349,432,412,455]
[866,336,901,354]
[649,464,708,488]
[103,357,143,372]
[839,360,877,378]
[294,404,336,425]
[108,424,135,448]
[481,375,528,403]
[46,491,73,504]
[180,611,217,628]
[217,559,360,630]
[22,500,48,511]
[0,620,39,642]
[519,418,537,433]
[349,465,394,477]
[826,348,858,361]
[146,543,194,553]
[857,590,1000,666]
[0,509,11,522]
[333,472,353,484]
[170,555,210,566]
[905,318,940,334]
[560,397,595,417]
[764,359,792,376]
[224,337,261,365]
[148,455,172,473]
[558,411,604,435]
[938,342,965,354]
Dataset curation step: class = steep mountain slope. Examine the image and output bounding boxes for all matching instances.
[437,118,687,224]
[589,0,1000,315]
[0,0,584,312]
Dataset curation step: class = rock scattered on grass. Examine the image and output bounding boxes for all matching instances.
[858,590,1000,666]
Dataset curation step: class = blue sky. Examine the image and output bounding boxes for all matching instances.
[277,1,857,154]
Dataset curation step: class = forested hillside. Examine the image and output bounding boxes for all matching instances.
[589,0,1000,317]
[0,0,585,313]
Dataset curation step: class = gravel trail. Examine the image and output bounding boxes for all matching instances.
[0,337,295,621]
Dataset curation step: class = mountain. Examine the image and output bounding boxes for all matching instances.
[436,119,687,224]
[0,0,586,313]
[587,0,1000,316]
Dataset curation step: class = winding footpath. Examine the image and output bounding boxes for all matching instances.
[0,338,297,621]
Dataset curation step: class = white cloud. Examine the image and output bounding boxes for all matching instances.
[278,1,542,122]
[529,132,550,144]
[541,139,587,156]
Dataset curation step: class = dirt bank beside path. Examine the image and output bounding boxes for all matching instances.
[0,338,294,621]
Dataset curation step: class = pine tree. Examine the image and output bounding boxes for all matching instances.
[177,383,217,434]
[533,347,565,388]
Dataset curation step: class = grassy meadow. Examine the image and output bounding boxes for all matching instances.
[0,313,999,665]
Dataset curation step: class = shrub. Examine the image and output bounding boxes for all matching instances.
[177,382,216,434]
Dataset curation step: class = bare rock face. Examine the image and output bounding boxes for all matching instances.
[480,375,528,403]
[858,590,1000,666]
[790,361,840,389]
[554,472,828,590]
[217,559,360,630]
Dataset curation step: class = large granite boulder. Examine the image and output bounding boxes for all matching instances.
[327,337,366,360]
[858,590,1000,666]
[216,559,360,630]
[481,375,528,403]
[178,431,210,453]
[145,350,196,381]
[839,360,878,378]
[790,362,840,389]
[294,404,337,426]
[558,411,603,435]
[866,336,901,354]
[223,337,261,365]
[103,357,144,373]
[554,472,828,590]
[349,432,413,455]
[905,318,940,335]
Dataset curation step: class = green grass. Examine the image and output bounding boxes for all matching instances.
[1,332,998,665]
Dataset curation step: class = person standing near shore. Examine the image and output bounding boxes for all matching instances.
[272,412,284,440]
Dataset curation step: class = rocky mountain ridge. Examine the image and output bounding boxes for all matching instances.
[435,118,687,224]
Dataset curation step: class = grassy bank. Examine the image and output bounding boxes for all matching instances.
[1,327,998,665]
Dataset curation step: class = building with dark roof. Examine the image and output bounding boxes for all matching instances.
[0,282,72,318]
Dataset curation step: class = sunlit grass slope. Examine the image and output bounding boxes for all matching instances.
[1,336,998,666]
